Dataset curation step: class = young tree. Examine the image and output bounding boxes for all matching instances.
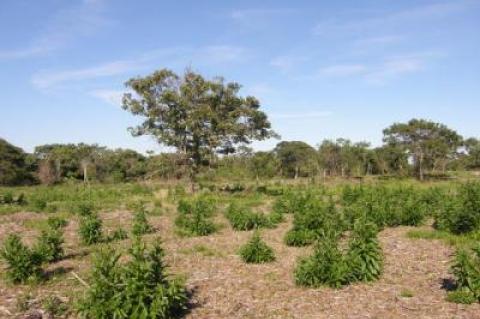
[383,119,462,180]
[122,69,277,189]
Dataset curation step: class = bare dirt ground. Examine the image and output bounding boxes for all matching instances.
[0,208,479,319]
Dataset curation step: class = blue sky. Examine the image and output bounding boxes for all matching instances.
[1,0,479,153]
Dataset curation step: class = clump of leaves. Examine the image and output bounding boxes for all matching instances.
[294,230,349,288]
[239,231,275,263]
[346,218,383,282]
[449,246,480,302]
[446,290,477,304]
[284,229,317,247]
[74,201,95,217]
[77,237,188,318]
[0,234,43,283]
[132,205,154,236]
[47,216,68,230]
[225,203,270,231]
[78,213,103,245]
[175,197,216,236]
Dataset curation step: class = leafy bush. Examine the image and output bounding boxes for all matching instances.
[79,213,103,245]
[35,227,64,262]
[450,246,480,302]
[435,183,480,234]
[346,219,383,282]
[225,203,270,231]
[239,232,275,263]
[0,234,43,283]
[284,198,341,247]
[294,231,349,288]
[175,197,216,236]
[132,206,154,236]
[77,238,188,318]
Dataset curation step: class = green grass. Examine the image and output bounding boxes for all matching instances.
[178,244,225,258]
[406,229,480,250]
[0,182,157,215]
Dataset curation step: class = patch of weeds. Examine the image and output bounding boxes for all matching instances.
[446,290,477,304]
[175,197,217,236]
[42,295,69,317]
[180,244,223,258]
[132,205,154,236]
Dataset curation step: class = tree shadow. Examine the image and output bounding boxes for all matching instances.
[43,266,75,281]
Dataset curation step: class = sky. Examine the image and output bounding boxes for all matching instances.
[0,0,479,154]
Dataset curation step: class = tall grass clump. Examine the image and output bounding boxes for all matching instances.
[77,237,188,318]
[0,234,43,283]
[175,197,216,236]
[435,182,480,234]
[239,231,275,263]
[448,246,480,303]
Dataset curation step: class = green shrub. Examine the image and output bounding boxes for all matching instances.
[79,213,103,245]
[346,219,383,282]
[0,234,43,283]
[107,228,128,242]
[294,231,348,288]
[225,203,270,231]
[132,206,154,236]
[285,198,341,246]
[31,197,47,212]
[450,246,480,301]
[77,238,188,318]
[35,227,64,262]
[175,197,216,236]
[74,201,95,217]
[239,232,275,263]
[47,216,68,230]
[284,229,317,247]
[436,183,480,234]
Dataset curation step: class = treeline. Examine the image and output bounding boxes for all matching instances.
[1,119,479,186]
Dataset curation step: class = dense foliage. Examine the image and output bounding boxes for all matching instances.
[77,238,188,318]
[0,234,43,283]
[449,246,480,303]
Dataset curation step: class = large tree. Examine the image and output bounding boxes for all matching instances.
[383,119,462,180]
[274,141,317,178]
[0,138,33,185]
[122,69,276,187]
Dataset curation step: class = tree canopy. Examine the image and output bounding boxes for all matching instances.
[383,119,463,179]
[122,69,277,183]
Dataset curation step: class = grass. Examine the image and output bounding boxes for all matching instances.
[179,244,225,258]
[406,228,480,250]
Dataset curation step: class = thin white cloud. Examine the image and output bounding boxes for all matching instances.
[31,45,250,90]
[0,0,111,60]
[90,89,125,106]
[270,55,308,73]
[313,1,476,36]
[198,45,248,64]
[231,8,294,25]
[32,59,145,89]
[320,64,367,77]
[365,56,424,84]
